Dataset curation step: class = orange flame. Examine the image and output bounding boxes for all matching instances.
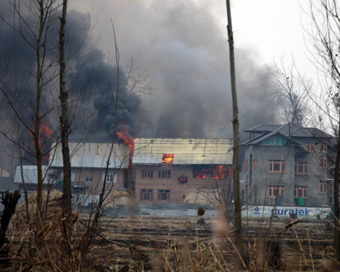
[38,118,53,149]
[116,126,135,168]
[193,169,208,179]
[29,117,53,162]
[162,154,174,163]
[212,165,233,180]
[177,176,187,183]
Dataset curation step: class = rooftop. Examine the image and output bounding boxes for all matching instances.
[243,123,333,146]
[49,142,130,169]
[133,138,233,165]
[14,165,49,184]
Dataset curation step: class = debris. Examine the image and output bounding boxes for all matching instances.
[197,207,205,216]
[280,218,303,235]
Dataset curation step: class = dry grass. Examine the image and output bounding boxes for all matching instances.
[0,206,338,271]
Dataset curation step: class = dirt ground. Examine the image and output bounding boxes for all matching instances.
[1,214,336,271]
[88,214,335,270]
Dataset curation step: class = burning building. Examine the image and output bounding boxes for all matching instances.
[47,137,233,205]
[132,138,233,204]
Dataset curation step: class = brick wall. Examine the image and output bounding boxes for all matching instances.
[134,164,231,204]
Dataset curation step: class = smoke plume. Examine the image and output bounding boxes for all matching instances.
[0,0,280,145]
[69,0,279,140]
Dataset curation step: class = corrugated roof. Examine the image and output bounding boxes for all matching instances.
[133,138,233,165]
[243,124,333,146]
[49,142,130,169]
[14,165,49,184]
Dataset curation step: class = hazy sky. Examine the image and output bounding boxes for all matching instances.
[71,0,312,75]
[233,1,309,67]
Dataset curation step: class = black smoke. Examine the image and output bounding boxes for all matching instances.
[1,0,281,145]
[0,3,145,143]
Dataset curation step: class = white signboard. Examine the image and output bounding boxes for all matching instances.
[242,205,331,219]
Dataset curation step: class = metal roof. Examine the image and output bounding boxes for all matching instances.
[49,142,130,169]
[133,138,233,165]
[244,124,282,133]
[246,124,333,138]
[243,124,334,146]
[14,165,49,184]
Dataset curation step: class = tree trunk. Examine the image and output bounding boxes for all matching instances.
[226,0,244,269]
[59,0,72,229]
[333,122,340,265]
[35,0,45,215]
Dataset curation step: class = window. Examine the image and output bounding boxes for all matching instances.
[177,176,187,184]
[320,144,327,153]
[85,177,93,182]
[212,165,229,179]
[268,160,285,173]
[260,134,288,145]
[158,190,171,201]
[193,169,207,179]
[141,170,153,179]
[295,162,308,175]
[106,173,113,182]
[319,181,327,193]
[162,154,174,163]
[319,155,327,168]
[103,172,117,183]
[268,186,285,198]
[159,170,171,179]
[140,189,153,201]
[306,144,315,152]
[244,160,248,173]
[253,159,257,173]
[294,186,308,198]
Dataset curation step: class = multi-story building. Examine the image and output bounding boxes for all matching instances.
[132,138,233,204]
[242,123,333,207]
[49,142,130,194]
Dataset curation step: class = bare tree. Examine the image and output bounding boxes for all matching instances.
[58,0,73,233]
[271,59,312,125]
[226,0,244,268]
[0,0,59,214]
[308,0,340,266]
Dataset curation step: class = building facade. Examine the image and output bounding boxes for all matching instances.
[242,124,333,207]
[14,165,50,194]
[132,138,233,204]
[49,142,130,194]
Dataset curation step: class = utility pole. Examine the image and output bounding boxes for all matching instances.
[226,0,244,269]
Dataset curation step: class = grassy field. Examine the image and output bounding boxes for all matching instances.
[1,213,337,271]
[84,214,336,271]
